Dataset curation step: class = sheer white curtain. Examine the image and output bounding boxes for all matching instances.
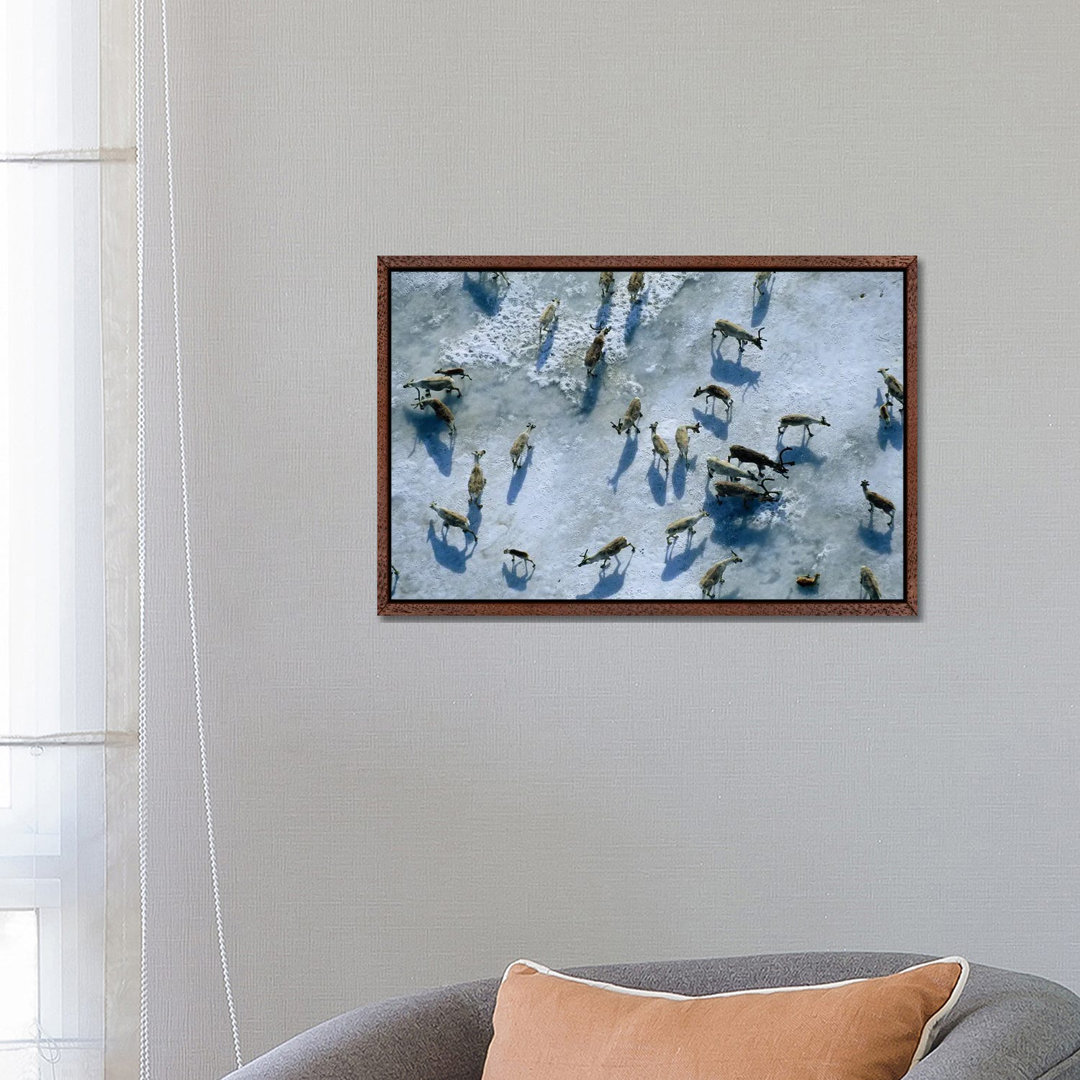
[1,2,138,1078]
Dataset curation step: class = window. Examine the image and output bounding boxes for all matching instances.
[2,2,113,1077]
[0,910,39,1078]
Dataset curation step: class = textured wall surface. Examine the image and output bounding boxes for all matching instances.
[136,2,1080,1076]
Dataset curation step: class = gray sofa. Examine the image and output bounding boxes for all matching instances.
[223,952,1080,1079]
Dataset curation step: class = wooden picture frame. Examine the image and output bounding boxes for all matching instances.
[377,256,916,616]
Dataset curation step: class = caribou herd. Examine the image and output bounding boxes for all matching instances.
[398,269,903,601]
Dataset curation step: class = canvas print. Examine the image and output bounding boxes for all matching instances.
[377,257,916,616]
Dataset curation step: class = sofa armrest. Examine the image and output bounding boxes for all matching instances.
[909,966,1080,1080]
[221,979,497,1080]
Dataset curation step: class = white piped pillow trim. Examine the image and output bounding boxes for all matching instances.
[503,956,970,1069]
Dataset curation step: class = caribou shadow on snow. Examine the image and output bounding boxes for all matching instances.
[671,455,696,499]
[427,522,474,573]
[608,434,639,493]
[535,329,556,370]
[501,561,533,591]
[461,272,503,316]
[579,367,602,415]
[876,392,904,451]
[575,561,630,600]
[857,519,894,554]
[661,536,708,580]
[402,407,454,476]
[646,460,668,506]
[710,343,761,387]
[751,286,772,327]
[708,502,778,548]
[776,442,825,470]
[703,585,741,602]
[692,406,729,439]
[623,299,644,343]
[506,446,533,504]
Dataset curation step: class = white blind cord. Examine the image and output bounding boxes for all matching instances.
[158,0,244,1067]
[135,0,244,1071]
[134,0,151,1074]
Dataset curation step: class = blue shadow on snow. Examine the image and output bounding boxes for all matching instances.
[506,446,533,504]
[575,562,630,600]
[579,367,602,415]
[751,285,772,327]
[692,406,729,439]
[427,522,474,573]
[876,392,904,451]
[501,561,533,591]
[647,460,668,506]
[402,407,454,476]
[857,519,894,554]
[671,454,694,499]
[536,328,556,370]
[776,442,825,470]
[462,272,503,316]
[710,342,761,387]
[702,584,742,602]
[661,536,708,581]
[608,434,639,493]
[707,500,779,548]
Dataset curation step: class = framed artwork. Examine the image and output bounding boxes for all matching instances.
[377,256,916,616]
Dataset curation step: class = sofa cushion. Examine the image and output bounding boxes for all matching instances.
[480,956,968,1080]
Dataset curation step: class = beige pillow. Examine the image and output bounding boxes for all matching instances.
[481,956,968,1080]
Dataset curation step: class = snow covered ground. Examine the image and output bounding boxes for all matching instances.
[387,268,906,602]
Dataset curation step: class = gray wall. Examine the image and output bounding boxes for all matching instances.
[139,2,1080,1076]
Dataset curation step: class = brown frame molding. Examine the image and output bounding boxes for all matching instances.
[377,256,917,617]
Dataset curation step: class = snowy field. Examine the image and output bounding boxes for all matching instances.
[387,269,906,603]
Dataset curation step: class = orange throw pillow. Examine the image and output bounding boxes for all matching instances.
[481,957,968,1080]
